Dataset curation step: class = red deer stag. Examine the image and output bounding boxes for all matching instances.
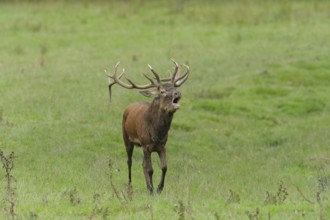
[105,60,189,194]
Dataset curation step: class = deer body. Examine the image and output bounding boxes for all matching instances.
[123,101,173,148]
[106,60,189,194]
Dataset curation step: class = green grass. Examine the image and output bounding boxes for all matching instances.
[1,0,330,219]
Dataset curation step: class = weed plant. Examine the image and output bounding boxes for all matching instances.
[0,151,17,219]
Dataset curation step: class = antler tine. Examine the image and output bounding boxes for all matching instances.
[105,62,124,102]
[106,71,114,102]
[152,59,179,83]
[143,73,158,86]
[160,77,172,82]
[174,64,189,87]
[170,58,179,83]
[147,64,161,84]
[105,62,123,83]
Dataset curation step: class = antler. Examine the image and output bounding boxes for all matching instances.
[105,62,159,101]
[173,63,189,87]
[159,59,189,87]
[171,59,179,82]
[105,60,189,101]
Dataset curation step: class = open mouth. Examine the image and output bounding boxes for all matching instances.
[172,97,181,109]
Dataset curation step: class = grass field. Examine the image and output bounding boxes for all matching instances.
[1,0,330,219]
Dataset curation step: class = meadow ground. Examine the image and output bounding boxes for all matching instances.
[1,0,330,219]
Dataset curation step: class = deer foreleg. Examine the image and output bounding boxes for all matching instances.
[126,143,134,185]
[157,149,167,194]
[123,131,134,185]
[142,149,154,194]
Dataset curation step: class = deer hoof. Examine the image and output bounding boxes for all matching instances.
[147,186,154,195]
[157,186,164,194]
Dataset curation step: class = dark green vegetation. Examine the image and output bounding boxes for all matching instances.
[1,0,330,219]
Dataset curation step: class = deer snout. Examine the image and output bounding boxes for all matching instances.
[173,91,181,98]
[172,91,181,110]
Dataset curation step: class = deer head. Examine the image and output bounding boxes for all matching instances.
[105,59,189,113]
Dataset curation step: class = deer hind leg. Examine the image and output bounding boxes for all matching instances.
[157,149,167,194]
[123,133,134,185]
[142,148,154,194]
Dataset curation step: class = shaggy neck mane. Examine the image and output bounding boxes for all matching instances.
[145,98,174,143]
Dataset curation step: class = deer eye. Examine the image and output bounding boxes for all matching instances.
[160,89,167,96]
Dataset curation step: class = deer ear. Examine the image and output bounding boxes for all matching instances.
[139,90,157,97]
